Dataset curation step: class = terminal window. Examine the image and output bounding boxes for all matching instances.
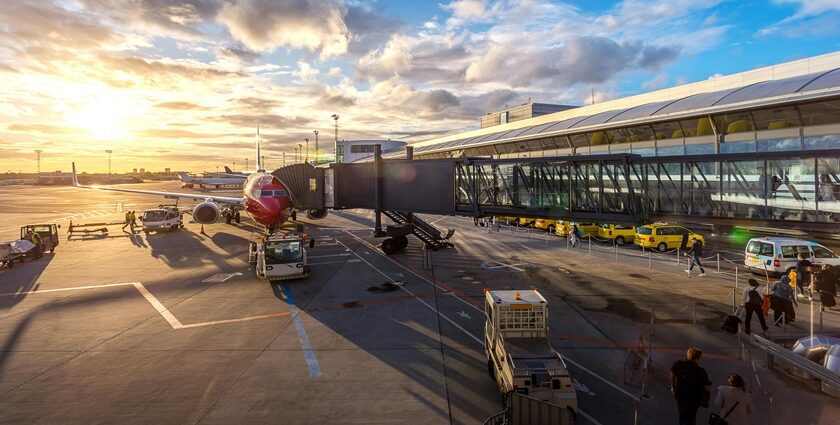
[350,145,377,153]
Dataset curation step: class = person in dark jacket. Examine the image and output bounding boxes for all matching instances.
[771,275,797,324]
[813,265,838,310]
[795,253,813,298]
[670,347,712,425]
[742,279,768,334]
[684,237,706,277]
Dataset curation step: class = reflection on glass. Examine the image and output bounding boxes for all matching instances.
[656,145,685,156]
[685,144,714,155]
[720,141,756,154]
[805,134,840,150]
[757,137,801,152]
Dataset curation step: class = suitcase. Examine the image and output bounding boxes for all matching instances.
[722,308,743,334]
[820,291,836,308]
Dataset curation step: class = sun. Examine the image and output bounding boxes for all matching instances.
[65,96,131,140]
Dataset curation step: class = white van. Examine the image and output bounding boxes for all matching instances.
[744,237,840,276]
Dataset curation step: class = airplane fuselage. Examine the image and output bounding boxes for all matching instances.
[242,172,293,228]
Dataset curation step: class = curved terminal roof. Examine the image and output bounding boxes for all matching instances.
[396,66,840,158]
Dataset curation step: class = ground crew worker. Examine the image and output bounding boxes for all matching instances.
[122,211,131,232]
[27,229,43,258]
[129,210,137,233]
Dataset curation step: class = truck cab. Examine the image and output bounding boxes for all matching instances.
[21,224,59,253]
[141,206,184,234]
[252,234,310,281]
[484,289,577,411]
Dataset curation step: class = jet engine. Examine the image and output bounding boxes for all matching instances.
[192,201,221,224]
[306,209,328,220]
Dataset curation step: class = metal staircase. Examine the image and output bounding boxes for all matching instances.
[380,211,454,254]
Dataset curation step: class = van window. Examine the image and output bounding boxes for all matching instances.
[657,227,674,236]
[615,224,633,230]
[781,245,810,259]
[747,241,774,256]
[637,227,652,235]
[813,246,837,259]
[674,227,689,236]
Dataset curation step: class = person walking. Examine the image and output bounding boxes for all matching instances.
[670,347,712,425]
[122,210,131,232]
[569,224,580,248]
[813,265,837,311]
[129,210,137,233]
[771,275,797,324]
[712,373,754,425]
[684,237,706,277]
[796,253,813,299]
[743,279,769,334]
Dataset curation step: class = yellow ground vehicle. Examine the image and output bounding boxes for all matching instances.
[553,221,596,237]
[496,216,537,227]
[533,219,558,233]
[634,224,705,252]
[597,223,636,245]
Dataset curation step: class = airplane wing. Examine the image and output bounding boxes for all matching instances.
[72,163,244,205]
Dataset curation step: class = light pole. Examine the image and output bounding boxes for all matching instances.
[313,130,319,165]
[34,150,42,175]
[305,138,310,164]
[233,161,236,171]
[297,143,303,163]
[282,152,286,167]
[294,147,298,163]
[104,150,112,182]
[331,114,339,163]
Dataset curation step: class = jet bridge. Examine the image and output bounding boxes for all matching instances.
[273,148,840,253]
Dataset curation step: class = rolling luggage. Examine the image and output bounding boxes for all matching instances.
[721,308,743,334]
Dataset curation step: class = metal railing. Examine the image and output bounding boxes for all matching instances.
[750,334,840,388]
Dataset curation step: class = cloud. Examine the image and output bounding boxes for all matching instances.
[96,55,245,87]
[234,97,282,110]
[216,0,349,58]
[155,101,205,110]
[444,0,492,26]
[7,123,85,135]
[136,128,233,138]
[465,36,678,88]
[78,0,221,39]
[218,46,260,63]
[757,1,840,37]
[213,113,312,129]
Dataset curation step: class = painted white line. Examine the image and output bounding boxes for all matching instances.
[343,230,483,314]
[336,239,483,346]
[577,408,604,425]
[308,260,351,265]
[180,311,291,329]
[562,356,639,401]
[133,282,184,329]
[0,281,138,297]
[201,272,242,283]
[308,253,351,259]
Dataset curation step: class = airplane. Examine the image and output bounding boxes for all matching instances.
[71,131,327,231]
[177,172,245,189]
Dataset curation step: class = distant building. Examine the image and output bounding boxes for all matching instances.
[132,168,138,173]
[139,168,145,173]
[164,168,170,173]
[480,102,577,128]
[335,140,407,163]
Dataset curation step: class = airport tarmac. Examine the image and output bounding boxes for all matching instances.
[1,182,839,424]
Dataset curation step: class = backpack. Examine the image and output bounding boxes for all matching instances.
[748,288,763,307]
[575,229,583,237]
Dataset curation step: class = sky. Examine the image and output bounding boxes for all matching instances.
[1,0,839,173]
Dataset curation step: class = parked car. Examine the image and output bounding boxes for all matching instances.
[634,224,705,252]
[744,237,840,276]
[534,219,558,233]
[598,223,636,245]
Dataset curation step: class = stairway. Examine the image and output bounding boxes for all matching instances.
[381,211,454,253]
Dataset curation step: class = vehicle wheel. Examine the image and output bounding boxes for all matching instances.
[234,212,241,224]
[547,225,555,234]
[381,238,398,255]
[225,214,232,224]
[658,242,668,252]
[395,235,408,249]
[615,236,625,246]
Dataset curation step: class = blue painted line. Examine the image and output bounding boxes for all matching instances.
[281,284,322,378]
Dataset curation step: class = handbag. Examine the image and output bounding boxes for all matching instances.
[708,401,739,425]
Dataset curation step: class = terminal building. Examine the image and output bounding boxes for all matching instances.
[336,139,406,163]
[387,51,840,161]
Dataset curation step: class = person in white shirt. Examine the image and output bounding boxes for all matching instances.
[714,373,755,425]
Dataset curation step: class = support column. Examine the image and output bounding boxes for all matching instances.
[374,144,386,237]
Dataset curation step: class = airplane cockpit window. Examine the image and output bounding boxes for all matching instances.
[265,240,303,264]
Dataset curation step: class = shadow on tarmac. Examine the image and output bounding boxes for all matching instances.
[0,254,54,309]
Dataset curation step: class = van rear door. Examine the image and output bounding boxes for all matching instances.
[746,240,774,268]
